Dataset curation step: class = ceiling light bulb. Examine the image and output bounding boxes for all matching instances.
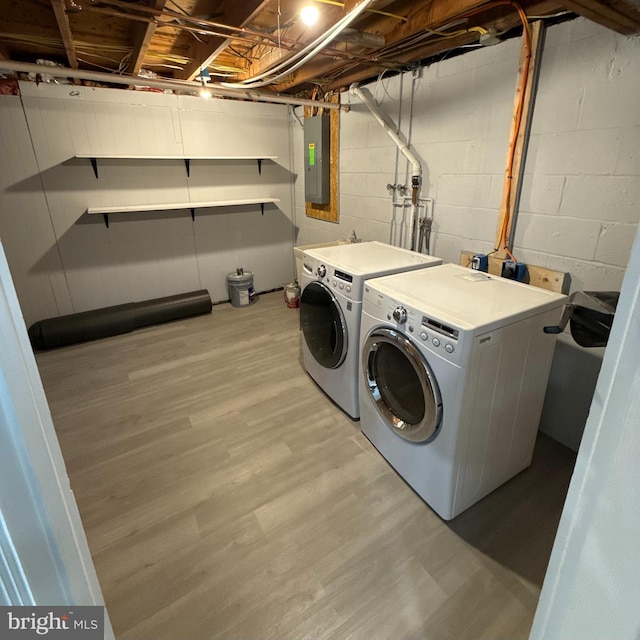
[200,87,212,99]
[300,4,319,26]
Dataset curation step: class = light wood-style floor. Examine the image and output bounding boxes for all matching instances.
[36,291,576,640]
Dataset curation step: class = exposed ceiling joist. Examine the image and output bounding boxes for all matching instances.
[128,0,168,75]
[235,1,349,82]
[179,0,271,81]
[337,28,386,47]
[49,0,78,69]
[274,0,498,91]
[560,0,640,33]
[1,0,639,100]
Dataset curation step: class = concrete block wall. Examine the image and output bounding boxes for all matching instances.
[518,18,640,291]
[292,17,640,451]
[293,18,640,295]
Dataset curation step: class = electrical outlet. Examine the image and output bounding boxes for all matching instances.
[501,260,527,281]
[471,254,489,272]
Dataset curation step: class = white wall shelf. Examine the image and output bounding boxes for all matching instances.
[75,154,278,178]
[86,198,280,228]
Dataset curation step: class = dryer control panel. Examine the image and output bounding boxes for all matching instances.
[364,287,465,366]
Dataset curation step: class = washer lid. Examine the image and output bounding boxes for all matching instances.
[303,241,441,276]
[366,263,568,333]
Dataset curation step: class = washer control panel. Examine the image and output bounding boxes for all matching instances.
[303,257,359,300]
[414,320,459,363]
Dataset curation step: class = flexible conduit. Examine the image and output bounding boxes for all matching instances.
[222,0,376,89]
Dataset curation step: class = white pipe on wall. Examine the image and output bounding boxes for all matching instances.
[0,61,344,111]
[349,83,422,180]
[350,82,424,250]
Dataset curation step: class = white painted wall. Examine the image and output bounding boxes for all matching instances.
[530,224,640,640]
[292,17,639,449]
[0,83,295,326]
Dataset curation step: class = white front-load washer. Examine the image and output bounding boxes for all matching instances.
[359,263,568,520]
[299,241,441,419]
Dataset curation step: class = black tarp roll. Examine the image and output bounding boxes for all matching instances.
[28,289,212,350]
[133,290,212,329]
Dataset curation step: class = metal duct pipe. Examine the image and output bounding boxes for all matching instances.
[0,61,344,111]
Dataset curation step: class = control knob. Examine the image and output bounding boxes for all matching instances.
[317,264,327,278]
[392,306,408,324]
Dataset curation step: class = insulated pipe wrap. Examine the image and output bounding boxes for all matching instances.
[28,290,212,350]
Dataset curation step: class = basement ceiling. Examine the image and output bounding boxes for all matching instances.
[0,0,639,98]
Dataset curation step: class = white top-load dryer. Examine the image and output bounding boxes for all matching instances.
[359,263,568,520]
[299,241,441,419]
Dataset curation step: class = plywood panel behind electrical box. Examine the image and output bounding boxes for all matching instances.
[304,96,339,223]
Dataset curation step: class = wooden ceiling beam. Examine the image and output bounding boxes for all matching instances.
[560,0,640,33]
[50,0,78,69]
[274,0,505,91]
[128,0,168,75]
[323,0,563,91]
[178,0,272,81]
[237,3,347,81]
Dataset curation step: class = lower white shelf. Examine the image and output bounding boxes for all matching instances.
[86,198,280,227]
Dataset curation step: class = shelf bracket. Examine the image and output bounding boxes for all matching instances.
[257,159,262,175]
[260,202,264,216]
[191,207,195,221]
[184,158,190,178]
[90,158,99,179]
[103,214,109,228]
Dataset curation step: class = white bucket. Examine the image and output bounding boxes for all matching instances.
[227,268,255,307]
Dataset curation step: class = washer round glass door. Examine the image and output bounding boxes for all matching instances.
[363,327,442,442]
[300,281,348,369]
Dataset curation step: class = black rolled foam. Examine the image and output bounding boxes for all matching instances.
[133,290,212,329]
[28,289,212,350]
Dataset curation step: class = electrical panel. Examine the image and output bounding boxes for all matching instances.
[304,115,330,204]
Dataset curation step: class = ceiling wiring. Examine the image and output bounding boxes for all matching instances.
[277,0,283,59]
[221,0,376,88]
[305,0,408,22]
[0,0,603,102]
[79,0,286,49]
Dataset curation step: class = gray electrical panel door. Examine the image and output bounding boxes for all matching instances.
[304,115,330,204]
